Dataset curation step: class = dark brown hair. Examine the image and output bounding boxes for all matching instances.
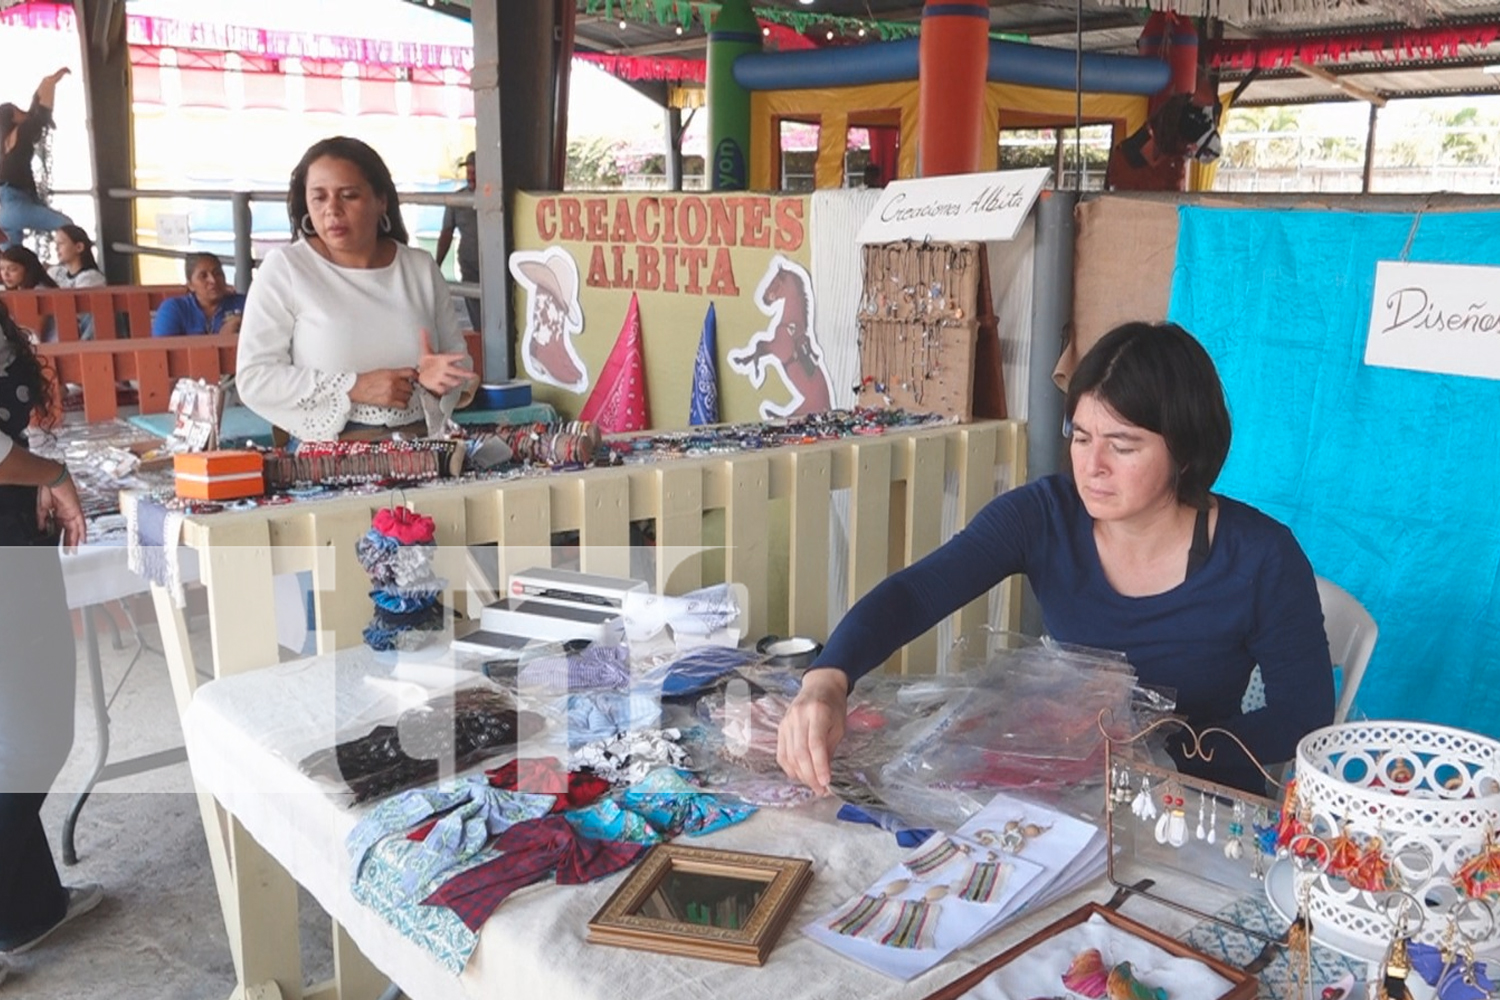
[0,300,55,427]
[285,136,408,244]
[1065,321,1231,510]
[0,246,58,289]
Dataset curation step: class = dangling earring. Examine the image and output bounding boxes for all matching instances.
[953,858,1012,903]
[300,213,316,237]
[1225,801,1244,860]
[1196,792,1208,841]
[1207,797,1218,846]
[880,884,945,949]
[903,834,968,879]
[379,213,393,234]
[827,878,906,939]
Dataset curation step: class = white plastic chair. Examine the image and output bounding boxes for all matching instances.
[1315,576,1378,724]
[1239,575,1378,724]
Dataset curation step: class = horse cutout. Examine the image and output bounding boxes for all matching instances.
[727,255,833,419]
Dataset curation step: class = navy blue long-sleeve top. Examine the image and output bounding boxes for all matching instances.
[814,475,1334,790]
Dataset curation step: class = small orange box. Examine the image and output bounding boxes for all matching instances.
[173,450,265,501]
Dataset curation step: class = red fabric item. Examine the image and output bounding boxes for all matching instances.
[132,64,164,106]
[358,78,398,116]
[485,758,611,811]
[178,68,230,109]
[241,71,287,111]
[409,83,449,118]
[867,125,899,186]
[372,507,436,545]
[424,815,645,931]
[579,293,650,434]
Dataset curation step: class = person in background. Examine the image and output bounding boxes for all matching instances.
[0,68,74,250]
[0,246,58,292]
[862,164,884,189]
[434,150,480,332]
[151,253,245,337]
[777,322,1334,795]
[0,300,99,984]
[47,226,104,290]
[237,136,475,442]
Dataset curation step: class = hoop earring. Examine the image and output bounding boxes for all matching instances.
[379,214,392,234]
[300,214,316,237]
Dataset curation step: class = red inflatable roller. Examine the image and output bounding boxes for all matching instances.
[1139,11,1198,97]
[918,0,990,177]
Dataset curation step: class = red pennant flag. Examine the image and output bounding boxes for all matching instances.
[579,293,649,433]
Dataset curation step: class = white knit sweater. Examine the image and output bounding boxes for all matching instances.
[236,240,470,441]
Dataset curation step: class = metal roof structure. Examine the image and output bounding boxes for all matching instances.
[414,0,1500,108]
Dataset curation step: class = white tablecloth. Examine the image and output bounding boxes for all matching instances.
[181,648,1188,1000]
[60,538,200,611]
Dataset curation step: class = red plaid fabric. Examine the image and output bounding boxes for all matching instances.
[423,815,644,931]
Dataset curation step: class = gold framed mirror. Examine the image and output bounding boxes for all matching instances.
[587,843,814,966]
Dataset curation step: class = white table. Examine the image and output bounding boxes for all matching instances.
[59,537,199,863]
[179,647,1222,1000]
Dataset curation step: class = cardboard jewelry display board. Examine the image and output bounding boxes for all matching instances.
[855,241,1004,422]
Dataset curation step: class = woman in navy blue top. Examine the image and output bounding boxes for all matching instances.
[777,322,1333,794]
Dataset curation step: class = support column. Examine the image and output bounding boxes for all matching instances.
[666,106,685,192]
[1023,189,1077,635]
[73,0,135,284]
[1362,102,1379,194]
[469,0,572,381]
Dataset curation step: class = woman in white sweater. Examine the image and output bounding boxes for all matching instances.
[237,136,475,442]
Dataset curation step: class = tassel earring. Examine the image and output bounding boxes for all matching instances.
[954,859,1012,904]
[880,884,946,950]
[827,878,908,939]
[903,834,968,879]
[1196,792,1208,841]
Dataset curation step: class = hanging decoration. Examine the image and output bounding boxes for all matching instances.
[575,51,706,82]
[1207,23,1500,71]
[1093,0,1442,25]
[581,0,922,42]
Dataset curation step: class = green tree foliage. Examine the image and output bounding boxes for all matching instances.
[566,136,625,189]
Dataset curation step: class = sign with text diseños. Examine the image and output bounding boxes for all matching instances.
[856,168,1050,244]
[1365,260,1500,381]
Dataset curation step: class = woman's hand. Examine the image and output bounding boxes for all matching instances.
[37,478,86,552]
[416,328,475,397]
[776,667,850,796]
[349,367,419,409]
[47,67,71,84]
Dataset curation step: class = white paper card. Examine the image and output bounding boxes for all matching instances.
[1365,260,1500,381]
[856,169,1050,245]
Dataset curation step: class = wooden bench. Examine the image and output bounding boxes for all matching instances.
[33,327,487,425]
[4,285,182,342]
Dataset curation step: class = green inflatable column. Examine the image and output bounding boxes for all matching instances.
[707,0,761,191]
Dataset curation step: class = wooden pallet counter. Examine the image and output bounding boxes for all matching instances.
[153,418,1024,686]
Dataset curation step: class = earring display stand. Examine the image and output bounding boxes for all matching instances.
[1281,721,1500,963]
[1102,717,1288,946]
[854,240,1005,422]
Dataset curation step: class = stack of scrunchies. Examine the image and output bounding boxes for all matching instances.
[356,505,448,652]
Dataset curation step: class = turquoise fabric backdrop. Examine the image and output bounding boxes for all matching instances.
[1167,205,1500,737]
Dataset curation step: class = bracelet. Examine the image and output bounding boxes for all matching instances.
[47,465,71,488]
